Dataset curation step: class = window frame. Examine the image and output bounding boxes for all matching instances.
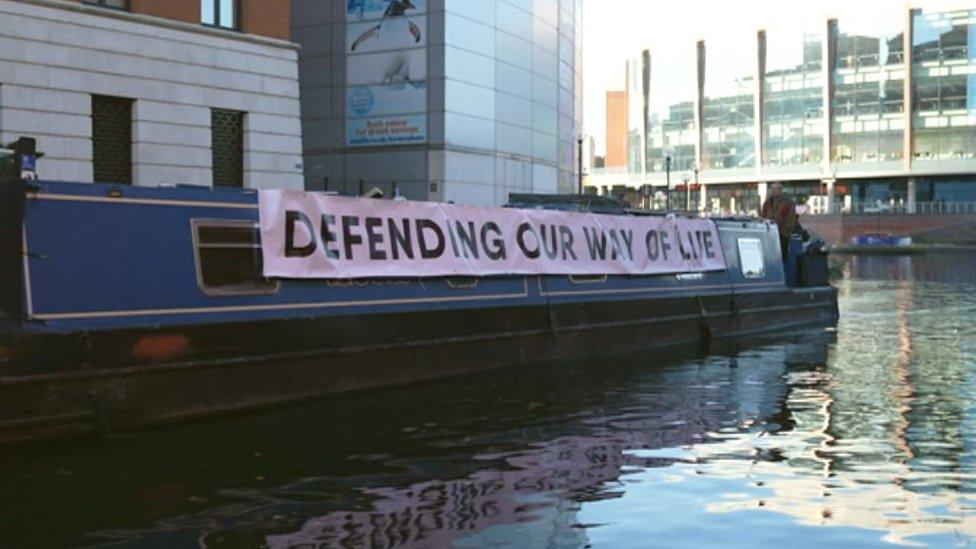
[569,274,608,284]
[202,0,240,31]
[191,219,280,297]
[445,277,479,289]
[210,108,246,188]
[91,94,134,185]
[83,0,129,10]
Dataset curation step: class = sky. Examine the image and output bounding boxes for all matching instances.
[581,0,972,156]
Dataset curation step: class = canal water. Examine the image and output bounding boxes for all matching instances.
[2,253,975,548]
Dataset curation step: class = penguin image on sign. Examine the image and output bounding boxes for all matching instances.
[350,0,422,52]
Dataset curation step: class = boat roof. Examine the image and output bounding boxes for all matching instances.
[505,193,631,214]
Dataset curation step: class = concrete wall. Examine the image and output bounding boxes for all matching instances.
[0,0,303,189]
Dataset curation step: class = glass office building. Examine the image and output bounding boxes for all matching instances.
[621,5,976,214]
[292,0,583,206]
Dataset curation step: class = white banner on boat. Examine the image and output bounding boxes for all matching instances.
[258,191,727,279]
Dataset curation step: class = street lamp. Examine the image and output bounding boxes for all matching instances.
[681,173,691,213]
[692,161,701,212]
[577,136,584,195]
[663,146,674,213]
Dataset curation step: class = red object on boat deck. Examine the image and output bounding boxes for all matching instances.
[132,335,190,362]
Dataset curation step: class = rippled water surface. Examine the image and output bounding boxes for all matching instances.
[2,253,976,548]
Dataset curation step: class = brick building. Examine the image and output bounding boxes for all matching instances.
[0,0,303,189]
[604,90,626,168]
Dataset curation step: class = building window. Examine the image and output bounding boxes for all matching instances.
[191,220,278,297]
[83,0,129,9]
[202,0,238,30]
[211,109,245,188]
[91,95,133,184]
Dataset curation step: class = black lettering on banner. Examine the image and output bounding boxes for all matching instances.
[703,231,716,259]
[321,214,340,260]
[455,221,480,259]
[559,225,578,260]
[621,230,634,261]
[679,231,692,260]
[388,218,415,260]
[695,230,707,260]
[417,219,446,259]
[285,210,317,258]
[446,222,461,258]
[645,230,660,261]
[608,230,624,260]
[482,222,506,260]
[660,229,672,261]
[540,224,559,260]
[583,227,608,260]
[342,216,362,260]
[517,223,541,259]
[365,217,386,260]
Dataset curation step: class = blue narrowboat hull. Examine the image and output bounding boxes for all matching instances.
[0,180,838,442]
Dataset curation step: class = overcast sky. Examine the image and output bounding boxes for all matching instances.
[581,0,972,156]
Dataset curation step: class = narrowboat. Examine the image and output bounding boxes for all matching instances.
[0,139,838,443]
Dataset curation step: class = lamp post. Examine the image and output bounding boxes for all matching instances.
[681,173,691,213]
[692,161,701,212]
[663,147,674,213]
[577,136,584,195]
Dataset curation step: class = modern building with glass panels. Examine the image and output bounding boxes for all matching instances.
[615,5,976,215]
[292,0,583,206]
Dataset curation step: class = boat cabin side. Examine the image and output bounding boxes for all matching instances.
[1,142,829,340]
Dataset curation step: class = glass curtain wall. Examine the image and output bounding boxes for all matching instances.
[763,30,824,169]
[702,32,757,172]
[443,0,579,200]
[912,9,976,165]
[557,0,582,193]
[646,48,697,175]
[831,15,906,167]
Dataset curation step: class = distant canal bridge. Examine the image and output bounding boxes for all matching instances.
[801,204,976,245]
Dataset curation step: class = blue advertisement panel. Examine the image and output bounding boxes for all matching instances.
[347,114,427,147]
[347,83,427,118]
[347,0,427,22]
[346,0,428,147]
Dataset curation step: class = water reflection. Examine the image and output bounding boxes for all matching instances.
[0,254,974,547]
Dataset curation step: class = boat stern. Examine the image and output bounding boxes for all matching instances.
[0,145,26,331]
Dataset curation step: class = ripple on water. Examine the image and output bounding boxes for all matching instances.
[1,254,976,547]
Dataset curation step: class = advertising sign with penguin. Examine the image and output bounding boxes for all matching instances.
[345,0,428,146]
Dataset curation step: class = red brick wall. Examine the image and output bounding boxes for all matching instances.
[605,91,627,168]
[72,0,291,40]
[130,0,198,24]
[240,0,290,40]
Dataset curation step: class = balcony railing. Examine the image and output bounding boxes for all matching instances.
[822,201,976,216]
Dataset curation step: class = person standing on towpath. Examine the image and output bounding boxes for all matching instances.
[761,182,798,261]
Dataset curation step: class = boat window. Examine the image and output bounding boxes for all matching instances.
[446,277,478,289]
[569,274,608,284]
[737,238,765,279]
[192,219,279,296]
